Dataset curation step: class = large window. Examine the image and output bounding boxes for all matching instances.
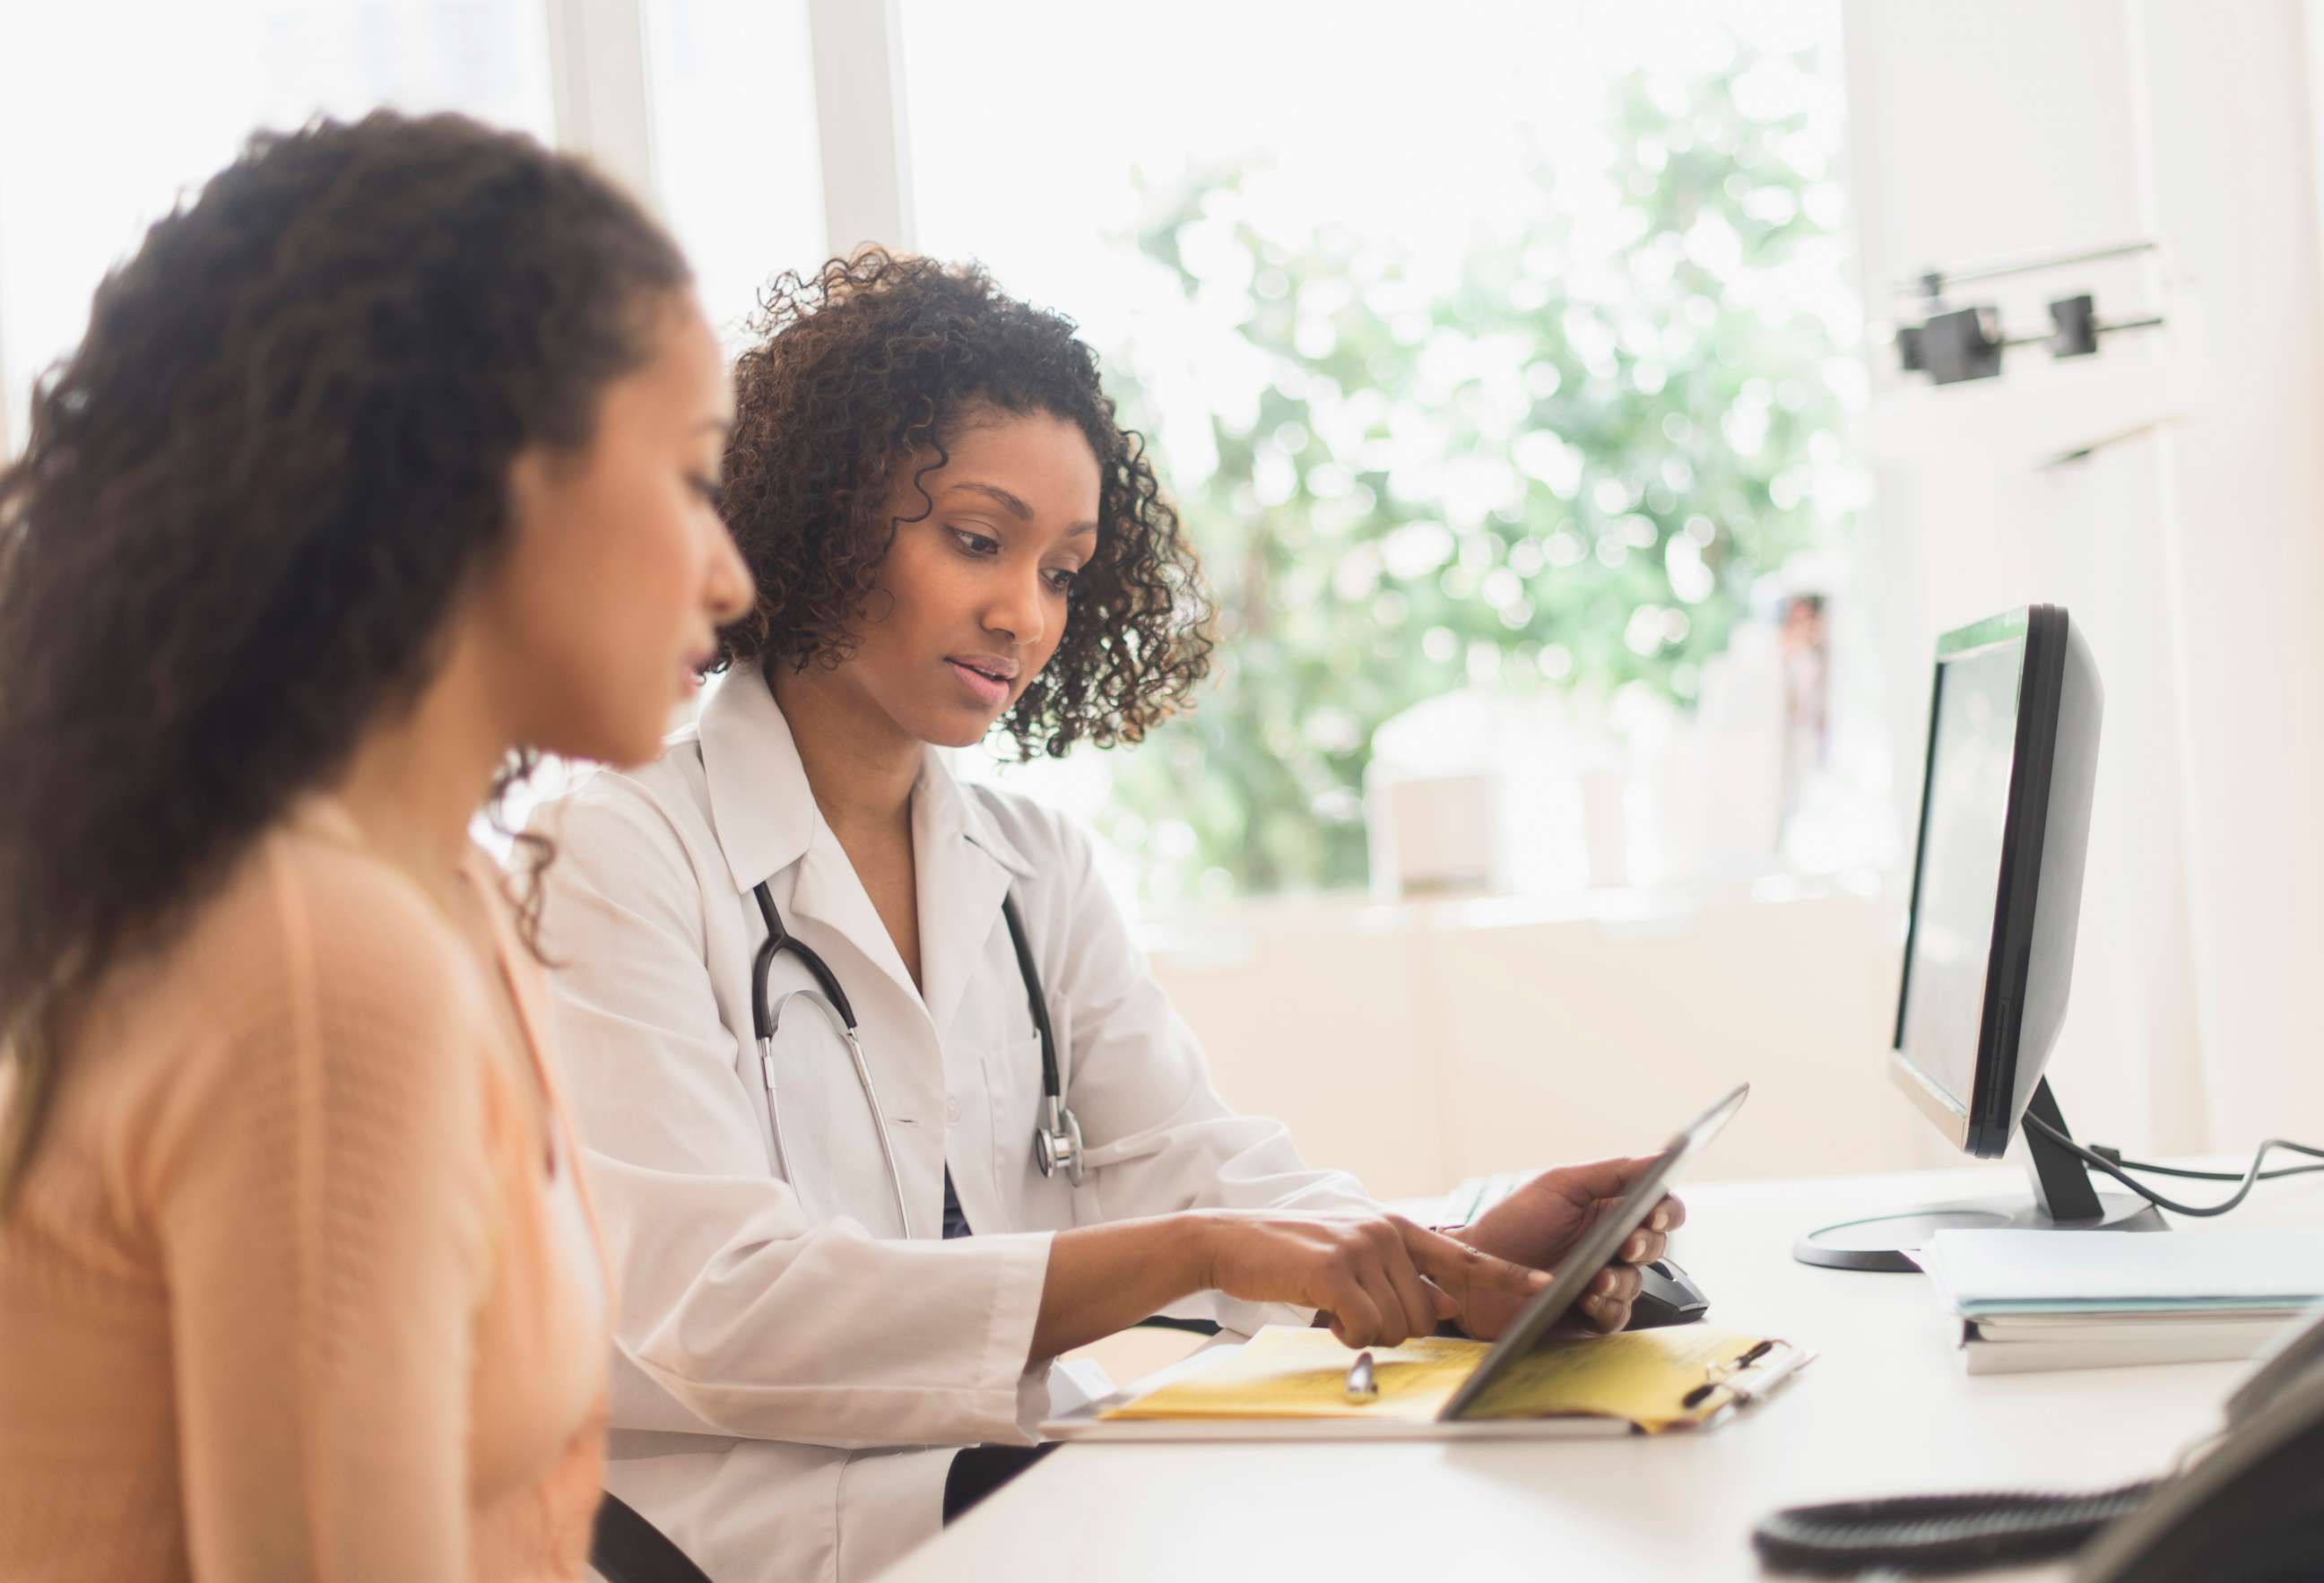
[0,1,556,446]
[2,2,1886,908]
[900,0,1883,905]
[639,0,828,345]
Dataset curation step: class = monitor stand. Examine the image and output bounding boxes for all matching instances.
[1793,1080,2168,1272]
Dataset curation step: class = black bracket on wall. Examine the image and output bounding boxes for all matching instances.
[1891,241,2165,386]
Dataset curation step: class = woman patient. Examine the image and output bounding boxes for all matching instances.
[0,112,749,1579]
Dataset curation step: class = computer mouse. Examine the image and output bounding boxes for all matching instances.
[1624,1257,1710,1329]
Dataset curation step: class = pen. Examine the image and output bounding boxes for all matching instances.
[1344,1350,1378,1403]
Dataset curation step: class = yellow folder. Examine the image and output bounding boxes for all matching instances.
[1101,1323,1802,1434]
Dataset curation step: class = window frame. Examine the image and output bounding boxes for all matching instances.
[543,0,916,252]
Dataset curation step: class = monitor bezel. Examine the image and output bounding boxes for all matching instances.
[1888,604,2068,1159]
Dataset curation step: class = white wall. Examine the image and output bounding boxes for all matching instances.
[1146,884,1942,1198]
[2129,1,2324,1145]
[1844,0,2324,1153]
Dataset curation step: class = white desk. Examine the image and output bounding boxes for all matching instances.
[882,1161,2323,1581]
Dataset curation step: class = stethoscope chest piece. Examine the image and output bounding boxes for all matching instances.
[1035,1093,1085,1186]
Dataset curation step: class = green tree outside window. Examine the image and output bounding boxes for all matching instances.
[1052,53,1855,901]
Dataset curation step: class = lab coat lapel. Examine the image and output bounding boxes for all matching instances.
[913,757,1036,1048]
[697,666,813,894]
[785,840,924,1013]
[697,667,924,1014]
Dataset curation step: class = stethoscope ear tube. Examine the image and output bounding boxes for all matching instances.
[749,932,783,1042]
[1002,896,1083,1186]
[1000,898,1063,1110]
[754,882,855,1028]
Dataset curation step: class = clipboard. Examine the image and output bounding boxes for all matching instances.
[1042,1325,1813,1442]
[1687,1335,1817,1424]
[1043,1335,1632,1441]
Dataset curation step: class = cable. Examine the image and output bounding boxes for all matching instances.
[2025,1114,2324,1218]
[1752,1480,2158,1576]
[2091,1151,2324,1185]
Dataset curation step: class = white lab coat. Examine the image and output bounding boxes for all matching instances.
[532,667,1371,1583]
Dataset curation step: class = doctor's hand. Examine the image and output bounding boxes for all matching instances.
[1194,1209,1550,1349]
[1448,1157,1686,1341]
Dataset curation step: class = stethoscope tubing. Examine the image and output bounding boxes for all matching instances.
[758,987,915,1240]
[749,878,1080,1240]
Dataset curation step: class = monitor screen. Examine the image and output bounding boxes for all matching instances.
[1896,637,2026,1116]
[1803,606,2128,1266]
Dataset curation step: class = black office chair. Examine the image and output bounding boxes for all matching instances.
[591,1492,713,1583]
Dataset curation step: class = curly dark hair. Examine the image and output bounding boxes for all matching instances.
[0,110,690,1205]
[715,248,1212,756]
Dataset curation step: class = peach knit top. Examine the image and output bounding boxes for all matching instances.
[0,799,611,1579]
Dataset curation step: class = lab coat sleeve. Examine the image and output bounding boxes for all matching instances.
[533,776,1054,1450]
[1013,799,1381,1335]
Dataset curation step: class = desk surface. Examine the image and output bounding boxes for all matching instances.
[883,1161,2323,1582]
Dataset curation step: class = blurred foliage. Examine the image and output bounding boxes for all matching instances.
[1089,52,1851,899]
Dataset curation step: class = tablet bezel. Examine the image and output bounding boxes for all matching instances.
[1438,1081,1750,1422]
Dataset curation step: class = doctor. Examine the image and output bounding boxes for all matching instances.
[534,249,1684,1583]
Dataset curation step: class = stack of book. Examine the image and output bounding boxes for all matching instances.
[1918,1229,2324,1375]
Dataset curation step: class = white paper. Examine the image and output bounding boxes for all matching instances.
[1926,1229,2324,1315]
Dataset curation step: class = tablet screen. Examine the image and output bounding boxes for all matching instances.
[1439,1082,1749,1421]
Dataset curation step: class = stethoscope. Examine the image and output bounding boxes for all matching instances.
[750,882,1083,1241]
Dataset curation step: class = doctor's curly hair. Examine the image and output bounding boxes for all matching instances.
[714,248,1212,756]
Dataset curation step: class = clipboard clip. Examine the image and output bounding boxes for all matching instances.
[1683,1339,1813,1413]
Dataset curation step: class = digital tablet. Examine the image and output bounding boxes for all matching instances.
[1438,1081,1750,1420]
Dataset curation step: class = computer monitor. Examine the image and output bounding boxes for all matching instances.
[1795,604,2165,1271]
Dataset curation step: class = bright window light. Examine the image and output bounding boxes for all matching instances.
[898,0,1884,905]
[0,1,555,439]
